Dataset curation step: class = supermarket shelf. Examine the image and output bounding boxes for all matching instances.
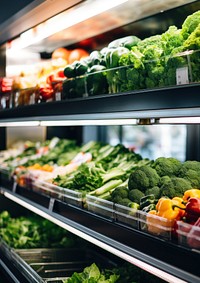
[0,84,200,123]
[0,186,199,283]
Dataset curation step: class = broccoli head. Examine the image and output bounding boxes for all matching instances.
[178,161,200,188]
[128,165,160,192]
[128,189,144,204]
[179,160,200,175]
[145,186,161,199]
[160,177,192,198]
[161,26,184,56]
[181,10,200,40]
[117,198,133,207]
[183,23,200,51]
[183,169,200,188]
[111,186,129,203]
[152,157,182,177]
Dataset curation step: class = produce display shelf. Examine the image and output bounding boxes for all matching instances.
[0,84,200,122]
[0,186,199,283]
[0,240,118,283]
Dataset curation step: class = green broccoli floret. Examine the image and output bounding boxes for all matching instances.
[128,165,160,192]
[145,186,161,199]
[179,160,200,175]
[163,47,187,86]
[128,189,144,204]
[182,169,200,188]
[160,177,192,198]
[161,26,184,56]
[183,23,200,51]
[111,186,129,203]
[178,160,200,188]
[181,10,200,40]
[160,175,171,184]
[117,198,133,207]
[118,47,145,92]
[137,35,163,52]
[152,157,182,177]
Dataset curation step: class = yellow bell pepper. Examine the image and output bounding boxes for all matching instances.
[183,189,200,201]
[156,197,185,220]
[146,197,186,235]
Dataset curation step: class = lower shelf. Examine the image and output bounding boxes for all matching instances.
[0,186,200,283]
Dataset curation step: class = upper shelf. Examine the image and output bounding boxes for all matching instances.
[0,84,200,124]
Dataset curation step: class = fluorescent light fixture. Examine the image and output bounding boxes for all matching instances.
[0,121,40,127]
[1,117,200,127]
[3,190,187,283]
[40,119,137,126]
[8,0,128,50]
[159,117,200,124]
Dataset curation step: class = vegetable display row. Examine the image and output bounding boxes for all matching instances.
[0,137,200,251]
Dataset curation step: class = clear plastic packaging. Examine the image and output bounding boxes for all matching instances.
[0,166,14,190]
[13,86,40,107]
[86,195,114,220]
[176,221,200,250]
[138,210,173,240]
[115,203,139,229]
[31,179,64,200]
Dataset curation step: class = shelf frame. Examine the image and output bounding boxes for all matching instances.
[0,84,200,124]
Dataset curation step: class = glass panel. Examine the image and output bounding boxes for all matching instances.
[107,125,186,162]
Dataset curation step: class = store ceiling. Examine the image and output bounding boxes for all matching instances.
[0,0,36,25]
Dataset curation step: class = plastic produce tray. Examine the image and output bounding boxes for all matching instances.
[0,167,14,190]
[138,210,173,241]
[32,179,83,208]
[86,195,115,220]
[176,220,200,250]
[115,203,139,229]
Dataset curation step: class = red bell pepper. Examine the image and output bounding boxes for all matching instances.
[184,197,200,224]
[39,86,54,101]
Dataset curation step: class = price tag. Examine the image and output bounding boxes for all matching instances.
[55,92,61,101]
[176,67,189,85]
[49,197,55,211]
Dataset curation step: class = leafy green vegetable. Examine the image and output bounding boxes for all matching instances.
[0,211,78,249]
[63,263,119,283]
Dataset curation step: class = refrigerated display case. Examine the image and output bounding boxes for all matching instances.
[0,1,200,282]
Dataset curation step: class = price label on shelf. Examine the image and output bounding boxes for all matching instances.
[176,67,189,85]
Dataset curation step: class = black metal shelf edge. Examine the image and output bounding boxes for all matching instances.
[0,84,200,120]
[1,187,200,283]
